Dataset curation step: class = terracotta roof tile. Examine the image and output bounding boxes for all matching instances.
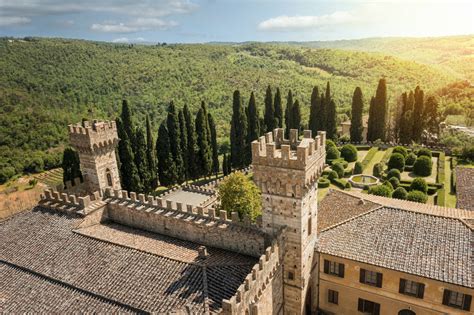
[456,167,474,211]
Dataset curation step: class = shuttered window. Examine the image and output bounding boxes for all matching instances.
[360,269,383,288]
[323,259,345,278]
[328,289,338,305]
[357,298,380,315]
[399,279,425,299]
[442,289,472,311]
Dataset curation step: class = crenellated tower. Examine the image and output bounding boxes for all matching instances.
[252,128,326,314]
[69,120,121,193]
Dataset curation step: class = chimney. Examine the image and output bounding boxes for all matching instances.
[198,246,208,259]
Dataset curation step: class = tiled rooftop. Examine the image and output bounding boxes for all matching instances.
[0,208,257,313]
[456,167,474,211]
[318,191,473,288]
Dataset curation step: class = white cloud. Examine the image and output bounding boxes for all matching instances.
[258,12,355,31]
[91,18,178,33]
[0,16,31,26]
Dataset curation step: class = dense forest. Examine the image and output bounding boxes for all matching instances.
[0,36,471,181]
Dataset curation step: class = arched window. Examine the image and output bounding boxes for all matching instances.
[106,169,113,187]
[398,310,416,315]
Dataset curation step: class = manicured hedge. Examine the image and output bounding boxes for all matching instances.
[410,178,428,194]
[392,187,408,200]
[318,177,330,188]
[331,158,349,169]
[437,152,446,184]
[332,178,349,190]
[407,190,428,203]
[368,184,392,197]
[386,169,401,180]
[414,155,432,176]
[373,163,384,178]
[331,163,345,178]
[326,146,341,161]
[354,145,371,150]
[417,148,432,158]
[388,177,400,189]
[388,153,405,171]
[392,146,408,158]
[361,147,379,171]
[436,188,446,206]
[404,165,413,172]
[405,153,417,166]
[340,144,358,162]
[353,162,363,174]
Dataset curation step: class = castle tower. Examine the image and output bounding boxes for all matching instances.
[252,128,326,314]
[68,120,121,193]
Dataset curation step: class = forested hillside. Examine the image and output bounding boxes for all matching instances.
[0,37,463,179]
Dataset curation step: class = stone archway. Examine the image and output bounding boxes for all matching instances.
[398,310,416,315]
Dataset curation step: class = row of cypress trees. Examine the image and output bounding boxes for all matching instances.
[116,100,219,192]
[308,82,337,139]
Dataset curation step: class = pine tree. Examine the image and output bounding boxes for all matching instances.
[196,102,213,177]
[183,104,198,180]
[326,99,337,139]
[412,86,425,142]
[178,109,188,181]
[309,86,320,135]
[350,87,364,142]
[121,99,134,143]
[62,147,82,184]
[145,116,158,190]
[166,101,185,183]
[116,118,141,192]
[133,127,148,192]
[247,92,260,164]
[263,86,274,132]
[285,90,293,138]
[274,88,283,128]
[292,99,301,134]
[230,90,248,168]
[156,122,177,186]
[208,113,219,177]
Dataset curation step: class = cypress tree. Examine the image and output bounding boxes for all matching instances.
[166,101,185,183]
[121,99,134,143]
[274,88,283,128]
[424,96,439,136]
[412,86,424,142]
[263,86,275,132]
[374,78,388,141]
[309,86,320,135]
[196,102,213,177]
[247,92,260,161]
[145,115,158,190]
[223,153,228,176]
[367,96,376,142]
[156,122,177,186]
[399,109,413,145]
[208,113,219,177]
[133,127,148,192]
[178,109,188,181]
[285,90,293,138]
[62,147,82,184]
[292,99,302,133]
[116,118,141,192]
[326,99,337,139]
[350,87,364,142]
[230,90,247,168]
[320,92,326,131]
[183,104,198,180]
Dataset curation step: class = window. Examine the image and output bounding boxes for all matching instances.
[106,169,113,187]
[358,298,380,315]
[399,279,424,298]
[328,289,338,305]
[308,216,312,236]
[323,260,345,278]
[360,269,383,287]
[288,271,294,280]
[443,289,472,311]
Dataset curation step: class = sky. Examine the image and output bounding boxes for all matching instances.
[0,0,473,43]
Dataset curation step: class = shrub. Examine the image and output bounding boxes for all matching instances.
[388,153,405,171]
[368,184,392,197]
[326,139,337,150]
[392,146,408,158]
[407,190,428,203]
[460,144,474,161]
[353,162,363,174]
[417,148,432,158]
[386,168,401,180]
[28,178,38,186]
[392,187,408,200]
[383,180,394,190]
[373,163,383,178]
[340,144,358,162]
[331,162,345,178]
[410,178,428,194]
[327,170,339,181]
[318,177,330,188]
[388,177,400,189]
[413,156,432,176]
[0,166,16,184]
[345,181,352,189]
[339,134,350,143]
[331,158,348,169]
[326,146,340,161]
[405,153,417,166]
[332,178,348,189]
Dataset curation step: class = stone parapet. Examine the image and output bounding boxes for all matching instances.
[39,189,104,216]
[68,120,118,152]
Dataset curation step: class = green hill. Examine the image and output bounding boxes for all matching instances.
[0,37,463,180]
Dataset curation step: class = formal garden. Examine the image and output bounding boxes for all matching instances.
[317,141,457,206]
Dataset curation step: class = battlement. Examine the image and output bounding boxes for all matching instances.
[252,128,326,170]
[68,120,119,152]
[39,189,104,216]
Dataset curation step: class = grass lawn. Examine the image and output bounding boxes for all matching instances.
[347,150,369,170]
[400,156,438,184]
[363,150,385,175]
[445,157,457,208]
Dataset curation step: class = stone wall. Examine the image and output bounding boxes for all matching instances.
[104,189,267,257]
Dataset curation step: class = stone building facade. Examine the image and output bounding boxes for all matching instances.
[0,122,472,314]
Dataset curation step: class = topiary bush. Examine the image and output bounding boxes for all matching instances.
[340,144,358,162]
[407,190,428,203]
[413,156,432,177]
[417,148,432,158]
[353,161,363,174]
[331,162,345,178]
[383,180,394,190]
[388,153,405,171]
[373,163,384,178]
[318,177,330,188]
[345,181,352,189]
[326,146,340,161]
[368,184,392,197]
[388,177,400,189]
[327,170,339,181]
[410,178,428,194]
[392,146,408,158]
[392,187,408,200]
[331,158,348,169]
[405,153,417,166]
[386,168,401,180]
[326,139,337,151]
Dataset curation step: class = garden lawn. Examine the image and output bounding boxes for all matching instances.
[362,150,385,176]
[347,150,369,170]
[400,156,438,184]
